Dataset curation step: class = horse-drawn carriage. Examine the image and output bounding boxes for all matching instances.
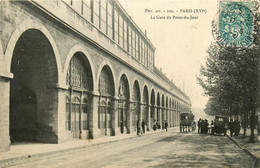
[180,112,195,132]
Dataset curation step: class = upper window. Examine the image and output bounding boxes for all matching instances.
[66,55,90,89]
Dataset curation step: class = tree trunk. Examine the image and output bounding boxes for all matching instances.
[243,111,247,138]
[249,111,255,143]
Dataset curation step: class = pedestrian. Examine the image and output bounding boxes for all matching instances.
[200,119,205,134]
[204,119,209,134]
[234,120,240,136]
[229,119,235,137]
[136,119,141,135]
[210,120,214,135]
[156,121,161,130]
[164,120,168,132]
[141,119,146,135]
[153,120,157,131]
[198,118,202,133]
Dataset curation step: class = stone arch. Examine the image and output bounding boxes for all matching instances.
[150,89,155,106]
[10,28,59,143]
[98,65,115,96]
[66,52,94,91]
[142,85,149,124]
[156,92,161,127]
[117,71,130,99]
[64,51,94,139]
[157,92,161,107]
[150,89,156,126]
[118,74,130,134]
[98,65,115,136]
[133,80,141,103]
[96,60,116,94]
[4,19,62,83]
[161,94,165,129]
[63,45,95,89]
[131,80,141,131]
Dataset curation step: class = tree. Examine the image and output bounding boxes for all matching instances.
[197,2,260,142]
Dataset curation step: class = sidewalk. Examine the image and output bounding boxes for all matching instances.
[0,127,178,167]
[226,129,260,168]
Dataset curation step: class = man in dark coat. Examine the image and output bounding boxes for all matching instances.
[137,119,141,135]
[198,119,202,133]
[229,119,235,137]
[164,120,168,132]
[141,119,146,135]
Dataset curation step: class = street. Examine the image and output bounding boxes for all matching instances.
[9,129,254,168]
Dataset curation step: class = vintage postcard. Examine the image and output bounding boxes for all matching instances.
[0,0,259,167]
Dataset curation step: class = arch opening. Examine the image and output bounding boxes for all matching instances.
[142,86,149,130]
[10,29,58,143]
[65,52,93,139]
[132,81,140,132]
[118,75,129,134]
[98,65,115,136]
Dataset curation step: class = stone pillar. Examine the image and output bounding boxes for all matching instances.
[158,106,162,128]
[174,110,177,126]
[154,105,157,122]
[89,92,100,139]
[177,111,180,125]
[127,101,131,134]
[169,108,172,127]
[147,104,151,131]
[112,96,119,136]
[166,108,171,125]
[138,102,142,121]
[162,107,165,130]
[56,86,67,143]
[0,75,12,152]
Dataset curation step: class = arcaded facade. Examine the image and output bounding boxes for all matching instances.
[0,0,191,152]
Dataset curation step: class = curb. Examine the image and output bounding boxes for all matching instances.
[227,135,260,168]
[0,135,139,167]
[0,129,168,167]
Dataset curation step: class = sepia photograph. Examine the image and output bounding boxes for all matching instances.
[0,0,259,167]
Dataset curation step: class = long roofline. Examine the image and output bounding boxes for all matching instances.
[113,0,156,51]
[153,66,190,101]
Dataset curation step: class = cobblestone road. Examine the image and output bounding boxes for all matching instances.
[7,130,254,168]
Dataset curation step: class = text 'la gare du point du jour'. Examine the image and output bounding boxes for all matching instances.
[145,8,207,20]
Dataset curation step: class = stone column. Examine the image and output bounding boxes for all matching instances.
[147,104,151,131]
[112,96,119,136]
[0,75,12,152]
[162,107,165,130]
[158,106,162,128]
[127,101,131,134]
[174,110,177,126]
[89,92,100,139]
[138,102,142,121]
[154,105,157,122]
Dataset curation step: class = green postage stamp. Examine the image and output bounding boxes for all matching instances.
[217,1,254,47]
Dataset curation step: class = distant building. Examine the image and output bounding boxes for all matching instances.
[0,0,191,151]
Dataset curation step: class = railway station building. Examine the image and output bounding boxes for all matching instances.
[0,0,191,152]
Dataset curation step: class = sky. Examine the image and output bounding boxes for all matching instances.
[119,0,219,109]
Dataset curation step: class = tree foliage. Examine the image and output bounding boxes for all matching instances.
[197,2,260,138]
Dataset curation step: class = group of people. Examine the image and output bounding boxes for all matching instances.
[197,118,210,134]
[136,119,146,136]
[137,119,169,136]
[229,119,241,137]
[197,118,241,136]
[152,120,168,132]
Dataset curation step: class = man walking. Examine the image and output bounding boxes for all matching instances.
[141,119,146,135]
[164,120,168,132]
[137,119,141,135]
[198,118,202,133]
